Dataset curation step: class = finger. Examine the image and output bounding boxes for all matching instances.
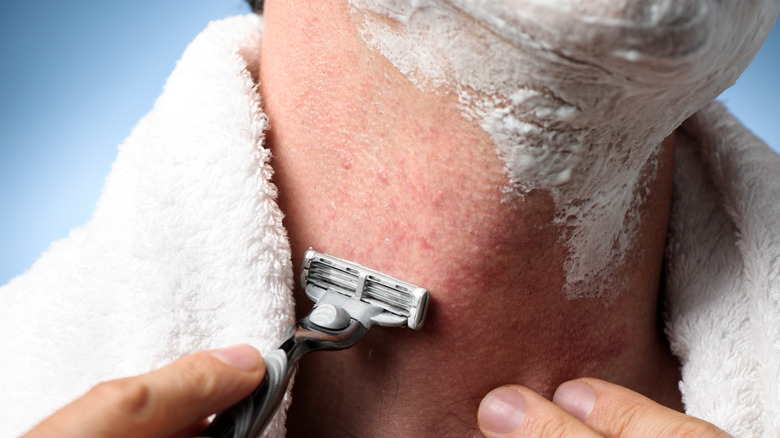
[478,385,602,437]
[165,418,210,438]
[25,344,264,438]
[553,378,730,438]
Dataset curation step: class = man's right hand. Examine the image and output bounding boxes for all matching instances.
[23,344,265,438]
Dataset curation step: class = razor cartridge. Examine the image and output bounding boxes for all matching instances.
[301,249,429,330]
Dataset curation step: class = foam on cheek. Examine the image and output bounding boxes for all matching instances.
[348,0,777,299]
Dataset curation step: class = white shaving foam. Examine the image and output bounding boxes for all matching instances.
[348,0,777,299]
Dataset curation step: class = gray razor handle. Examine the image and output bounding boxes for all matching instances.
[202,316,367,437]
[202,349,291,438]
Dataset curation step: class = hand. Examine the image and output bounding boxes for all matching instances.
[478,378,730,437]
[23,344,264,438]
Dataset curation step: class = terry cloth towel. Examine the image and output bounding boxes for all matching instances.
[0,15,295,438]
[1,13,779,438]
[665,102,780,437]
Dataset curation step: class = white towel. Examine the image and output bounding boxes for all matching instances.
[0,15,295,437]
[665,102,780,437]
[1,13,779,438]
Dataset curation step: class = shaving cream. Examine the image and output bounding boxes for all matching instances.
[348,0,777,299]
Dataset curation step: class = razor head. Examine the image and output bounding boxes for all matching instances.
[300,249,429,330]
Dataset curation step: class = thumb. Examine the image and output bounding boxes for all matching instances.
[25,344,265,438]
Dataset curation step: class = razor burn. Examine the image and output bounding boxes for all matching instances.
[203,248,430,437]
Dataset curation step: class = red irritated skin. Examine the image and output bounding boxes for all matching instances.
[259,1,682,436]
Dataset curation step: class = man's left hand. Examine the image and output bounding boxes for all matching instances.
[478,377,730,437]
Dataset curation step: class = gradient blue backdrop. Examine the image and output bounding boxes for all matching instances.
[1,2,778,285]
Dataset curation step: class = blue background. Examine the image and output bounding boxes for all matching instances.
[1,2,778,285]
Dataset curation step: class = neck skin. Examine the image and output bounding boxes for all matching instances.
[258,2,680,436]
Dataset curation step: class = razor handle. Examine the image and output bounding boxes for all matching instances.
[203,318,367,437]
[202,348,292,438]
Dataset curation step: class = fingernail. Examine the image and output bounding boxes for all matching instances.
[553,380,596,422]
[211,344,261,372]
[478,387,527,435]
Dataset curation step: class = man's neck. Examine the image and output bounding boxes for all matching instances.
[258,2,680,436]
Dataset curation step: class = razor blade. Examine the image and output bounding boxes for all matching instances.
[301,249,429,330]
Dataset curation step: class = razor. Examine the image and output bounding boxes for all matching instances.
[203,248,430,437]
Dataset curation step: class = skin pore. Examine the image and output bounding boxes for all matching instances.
[258,1,682,436]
